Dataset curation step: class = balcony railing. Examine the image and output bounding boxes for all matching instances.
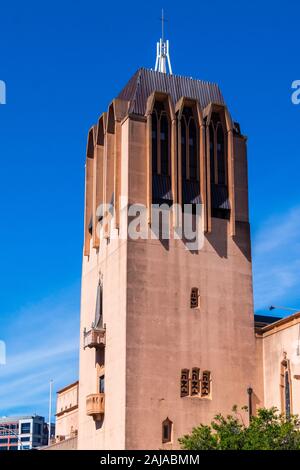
[83,327,106,349]
[86,393,105,420]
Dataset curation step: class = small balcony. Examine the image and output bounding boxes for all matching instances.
[83,327,106,349]
[86,393,105,420]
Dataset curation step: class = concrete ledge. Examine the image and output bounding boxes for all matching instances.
[41,436,77,451]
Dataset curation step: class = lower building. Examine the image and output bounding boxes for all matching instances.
[56,312,300,450]
[42,382,79,450]
[55,381,79,441]
[256,312,300,417]
[0,415,53,450]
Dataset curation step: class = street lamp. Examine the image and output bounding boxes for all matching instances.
[247,387,253,420]
[48,379,53,445]
[269,305,299,312]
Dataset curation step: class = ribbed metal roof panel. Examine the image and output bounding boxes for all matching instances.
[117,68,224,115]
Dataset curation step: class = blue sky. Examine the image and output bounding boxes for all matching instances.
[0,0,299,420]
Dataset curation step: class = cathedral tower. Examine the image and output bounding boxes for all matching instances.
[77,66,261,449]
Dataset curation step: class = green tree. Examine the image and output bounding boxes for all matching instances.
[179,407,300,450]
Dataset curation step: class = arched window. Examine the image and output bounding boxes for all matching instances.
[209,123,215,184]
[209,112,229,219]
[106,104,116,225]
[179,107,200,208]
[151,101,172,205]
[152,111,158,175]
[189,119,198,181]
[280,354,292,418]
[209,114,226,185]
[95,280,103,328]
[160,114,169,176]
[152,101,170,176]
[181,118,187,180]
[285,371,291,417]
[84,129,95,255]
[162,418,172,444]
[217,124,226,185]
[99,374,105,394]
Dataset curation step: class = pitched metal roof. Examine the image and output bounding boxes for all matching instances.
[254,314,282,328]
[117,68,224,116]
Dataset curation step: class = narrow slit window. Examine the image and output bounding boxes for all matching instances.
[162,418,172,443]
[190,288,199,309]
[152,112,158,175]
[152,101,172,206]
[95,280,103,328]
[280,356,292,418]
[160,114,169,176]
[217,124,226,185]
[191,368,200,396]
[99,375,105,394]
[180,369,190,397]
[201,371,211,397]
[189,119,198,181]
[209,124,215,184]
[181,119,187,180]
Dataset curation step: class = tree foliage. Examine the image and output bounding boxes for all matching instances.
[179,407,300,450]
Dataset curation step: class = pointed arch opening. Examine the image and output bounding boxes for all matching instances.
[177,104,201,211]
[280,354,292,418]
[106,104,116,224]
[189,118,198,181]
[209,123,215,184]
[92,115,106,247]
[84,128,95,255]
[208,110,230,220]
[217,124,226,185]
[151,99,173,206]
[162,418,173,444]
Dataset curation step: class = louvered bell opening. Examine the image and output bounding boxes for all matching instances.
[182,180,201,205]
[152,174,173,206]
[211,183,230,219]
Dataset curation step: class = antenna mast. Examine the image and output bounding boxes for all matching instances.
[155,9,173,74]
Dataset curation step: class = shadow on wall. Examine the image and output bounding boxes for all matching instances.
[252,390,263,415]
[233,222,251,263]
[206,218,228,259]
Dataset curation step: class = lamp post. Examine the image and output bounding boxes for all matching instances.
[247,387,253,421]
[48,379,53,444]
[269,305,299,313]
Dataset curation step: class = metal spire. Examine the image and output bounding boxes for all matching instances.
[161,8,165,43]
[155,9,172,74]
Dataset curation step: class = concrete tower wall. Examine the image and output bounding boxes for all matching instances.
[77,70,262,450]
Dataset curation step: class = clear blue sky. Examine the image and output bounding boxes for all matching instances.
[0,0,299,419]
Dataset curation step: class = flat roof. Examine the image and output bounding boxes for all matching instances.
[0,415,44,423]
[57,380,79,395]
